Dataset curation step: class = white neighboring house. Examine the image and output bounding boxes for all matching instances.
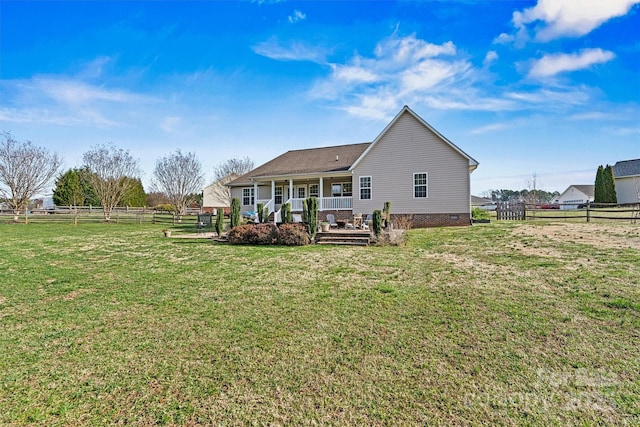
[202,173,239,215]
[555,185,594,209]
[612,159,640,204]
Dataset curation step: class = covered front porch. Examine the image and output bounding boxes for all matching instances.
[248,175,354,222]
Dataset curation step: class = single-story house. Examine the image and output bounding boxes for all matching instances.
[612,159,640,204]
[471,195,496,211]
[227,106,478,228]
[554,185,594,209]
[202,173,239,215]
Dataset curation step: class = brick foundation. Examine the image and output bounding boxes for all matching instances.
[319,210,471,228]
[394,213,471,228]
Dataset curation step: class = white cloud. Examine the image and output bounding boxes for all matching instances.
[253,38,328,62]
[513,0,640,41]
[309,33,472,119]
[0,76,155,128]
[528,48,615,78]
[493,33,515,45]
[483,51,499,66]
[288,9,306,24]
[469,123,508,135]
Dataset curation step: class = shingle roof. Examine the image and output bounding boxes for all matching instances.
[613,159,640,178]
[571,185,595,197]
[228,143,371,186]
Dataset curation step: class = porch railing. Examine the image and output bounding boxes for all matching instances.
[287,197,353,211]
[256,198,275,222]
[321,196,352,210]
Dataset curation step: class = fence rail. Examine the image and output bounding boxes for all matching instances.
[0,206,206,225]
[494,201,640,223]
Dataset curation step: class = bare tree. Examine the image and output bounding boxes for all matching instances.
[0,132,61,219]
[208,157,254,206]
[83,144,140,222]
[152,150,204,215]
[213,157,254,182]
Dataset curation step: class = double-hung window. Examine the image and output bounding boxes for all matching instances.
[414,173,428,198]
[309,184,319,198]
[274,186,283,205]
[359,176,372,200]
[242,188,254,206]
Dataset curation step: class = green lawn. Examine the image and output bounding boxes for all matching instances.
[0,222,638,425]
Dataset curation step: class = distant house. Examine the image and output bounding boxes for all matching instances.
[555,185,594,209]
[227,106,479,228]
[202,173,239,215]
[471,195,496,211]
[612,159,640,204]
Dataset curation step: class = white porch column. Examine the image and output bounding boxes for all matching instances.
[271,180,276,223]
[253,182,258,217]
[319,177,324,211]
[289,178,293,200]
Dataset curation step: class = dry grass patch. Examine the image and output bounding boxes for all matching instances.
[0,221,638,425]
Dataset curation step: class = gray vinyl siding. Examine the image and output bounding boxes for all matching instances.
[352,112,470,215]
[615,177,640,204]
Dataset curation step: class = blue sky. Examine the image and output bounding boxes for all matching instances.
[1,0,639,196]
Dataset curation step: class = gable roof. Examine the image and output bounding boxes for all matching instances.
[228,105,478,186]
[560,184,594,198]
[203,173,240,190]
[350,105,479,172]
[228,143,371,186]
[613,159,640,178]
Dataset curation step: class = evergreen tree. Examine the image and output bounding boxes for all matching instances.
[52,167,99,206]
[119,177,147,207]
[603,165,617,204]
[215,210,223,235]
[230,198,241,228]
[594,165,605,204]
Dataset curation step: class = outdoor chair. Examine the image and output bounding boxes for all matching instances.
[326,214,339,229]
[362,214,372,230]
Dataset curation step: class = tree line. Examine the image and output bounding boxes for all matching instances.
[0,132,253,222]
[487,188,560,203]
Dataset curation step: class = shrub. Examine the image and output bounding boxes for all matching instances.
[277,223,310,246]
[394,214,414,230]
[383,201,391,227]
[281,202,291,223]
[228,223,278,245]
[305,197,318,238]
[372,210,382,237]
[155,203,173,212]
[257,202,264,223]
[302,199,308,223]
[230,198,241,228]
[472,207,490,220]
[215,211,224,235]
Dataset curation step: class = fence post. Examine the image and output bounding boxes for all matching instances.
[586,201,590,223]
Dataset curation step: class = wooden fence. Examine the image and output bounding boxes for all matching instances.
[0,206,206,225]
[495,201,640,223]
[496,201,526,220]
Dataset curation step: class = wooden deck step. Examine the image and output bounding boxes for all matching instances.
[315,231,371,246]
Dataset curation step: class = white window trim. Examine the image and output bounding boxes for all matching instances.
[413,172,428,199]
[359,176,372,200]
[274,186,283,204]
[309,184,319,198]
[242,187,255,206]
